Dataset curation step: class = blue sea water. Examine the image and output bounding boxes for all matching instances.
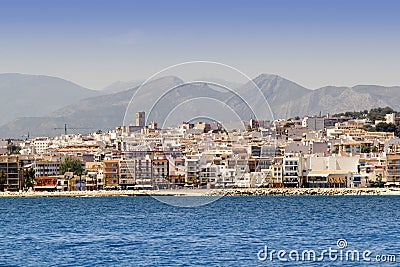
[0,196,399,266]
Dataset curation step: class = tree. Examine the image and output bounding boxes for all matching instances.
[361,144,371,153]
[59,157,83,175]
[0,169,7,192]
[6,139,20,155]
[284,121,295,128]
[375,122,399,137]
[60,157,85,191]
[368,106,394,121]
[363,122,400,137]
[23,167,35,190]
[362,124,375,132]
[332,106,395,121]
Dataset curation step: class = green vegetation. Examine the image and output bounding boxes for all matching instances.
[333,106,395,121]
[284,121,295,128]
[59,157,83,175]
[362,122,400,137]
[361,144,370,153]
[360,144,378,153]
[375,122,399,135]
[0,169,7,192]
[6,139,20,154]
[333,109,368,119]
[23,167,35,190]
[369,107,395,121]
[362,124,375,132]
[334,107,400,137]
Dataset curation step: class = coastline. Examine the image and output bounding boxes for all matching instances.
[0,187,399,198]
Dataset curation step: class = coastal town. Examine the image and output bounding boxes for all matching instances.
[1,108,400,195]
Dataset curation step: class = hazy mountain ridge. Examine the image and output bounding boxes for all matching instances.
[238,74,312,119]
[0,73,101,125]
[102,80,143,94]
[246,75,400,119]
[1,73,400,138]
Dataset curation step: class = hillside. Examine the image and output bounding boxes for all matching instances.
[0,73,100,125]
[1,73,400,137]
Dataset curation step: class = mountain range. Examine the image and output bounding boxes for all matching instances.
[0,73,399,138]
[0,73,100,126]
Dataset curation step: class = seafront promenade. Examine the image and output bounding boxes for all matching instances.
[0,187,399,198]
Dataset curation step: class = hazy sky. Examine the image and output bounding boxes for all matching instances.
[1,0,400,89]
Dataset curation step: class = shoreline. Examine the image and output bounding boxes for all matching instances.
[0,187,399,198]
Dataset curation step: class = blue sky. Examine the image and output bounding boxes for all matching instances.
[0,0,399,89]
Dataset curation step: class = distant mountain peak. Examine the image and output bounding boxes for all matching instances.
[1,73,400,137]
[255,73,280,80]
[150,75,184,84]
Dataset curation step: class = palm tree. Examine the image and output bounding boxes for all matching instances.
[0,169,8,192]
[23,167,35,191]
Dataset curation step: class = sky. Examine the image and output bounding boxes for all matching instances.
[0,0,400,90]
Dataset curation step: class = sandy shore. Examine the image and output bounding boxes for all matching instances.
[0,189,209,198]
[0,187,399,198]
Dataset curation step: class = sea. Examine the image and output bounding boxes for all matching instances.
[0,196,399,266]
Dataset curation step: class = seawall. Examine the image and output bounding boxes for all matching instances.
[0,187,399,198]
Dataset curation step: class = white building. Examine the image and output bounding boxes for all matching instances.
[33,137,50,154]
[234,172,268,188]
[235,173,252,188]
[97,168,104,189]
[33,160,60,177]
[283,156,305,187]
[302,117,308,128]
[386,113,396,124]
[185,154,202,183]
[307,155,359,173]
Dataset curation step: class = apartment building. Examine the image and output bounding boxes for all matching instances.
[135,157,153,188]
[103,160,119,188]
[185,154,201,184]
[33,159,60,177]
[385,154,400,186]
[152,157,169,188]
[270,163,283,187]
[119,159,135,189]
[283,156,305,187]
[33,137,50,154]
[0,155,20,191]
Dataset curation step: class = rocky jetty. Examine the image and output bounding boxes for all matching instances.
[0,187,398,198]
[206,187,399,197]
